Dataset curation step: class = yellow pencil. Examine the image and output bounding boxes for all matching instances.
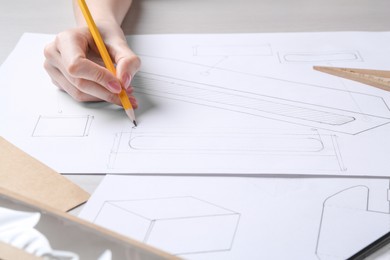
[77,0,137,126]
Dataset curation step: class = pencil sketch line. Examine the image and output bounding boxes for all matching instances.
[124,129,327,153]
[192,44,273,57]
[152,214,240,222]
[31,115,42,137]
[31,115,93,137]
[184,196,239,214]
[144,220,155,243]
[107,202,152,221]
[135,71,390,119]
[94,196,240,255]
[106,196,198,203]
[316,185,390,259]
[133,69,390,134]
[108,129,346,173]
[134,75,355,126]
[279,50,363,63]
[137,54,384,99]
[331,135,347,171]
[136,92,385,135]
[127,132,325,153]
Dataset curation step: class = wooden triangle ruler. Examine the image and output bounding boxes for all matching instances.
[314,66,390,91]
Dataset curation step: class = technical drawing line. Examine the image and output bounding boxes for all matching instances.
[144,220,155,243]
[134,74,355,126]
[105,202,153,221]
[108,128,346,173]
[102,196,238,218]
[134,55,390,135]
[94,196,241,255]
[143,214,240,222]
[135,90,390,136]
[315,184,390,260]
[175,248,234,256]
[186,196,240,215]
[136,70,390,119]
[133,71,390,134]
[315,185,368,259]
[278,50,363,63]
[107,196,210,203]
[127,132,325,153]
[388,182,390,214]
[330,135,347,171]
[315,185,369,259]
[126,128,326,153]
[107,195,210,203]
[192,44,273,57]
[32,115,94,137]
[105,197,239,220]
[199,56,228,75]
[107,196,239,215]
[137,54,385,98]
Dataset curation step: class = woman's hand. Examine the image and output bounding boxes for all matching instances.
[43,22,140,108]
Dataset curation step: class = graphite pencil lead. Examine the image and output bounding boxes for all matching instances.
[124,108,137,126]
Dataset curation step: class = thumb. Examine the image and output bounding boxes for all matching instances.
[111,43,141,89]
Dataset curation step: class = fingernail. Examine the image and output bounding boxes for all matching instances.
[122,73,132,89]
[107,81,122,93]
[129,96,138,108]
[126,85,134,94]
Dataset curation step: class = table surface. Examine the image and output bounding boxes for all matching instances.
[1,0,389,259]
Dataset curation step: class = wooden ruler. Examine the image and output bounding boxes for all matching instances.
[314,66,390,92]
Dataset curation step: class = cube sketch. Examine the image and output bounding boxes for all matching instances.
[32,115,93,137]
[94,196,240,255]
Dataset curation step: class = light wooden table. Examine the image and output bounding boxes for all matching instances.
[1,0,389,258]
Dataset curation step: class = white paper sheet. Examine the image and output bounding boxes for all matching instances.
[1,32,390,175]
[79,175,390,259]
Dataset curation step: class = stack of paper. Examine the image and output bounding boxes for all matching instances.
[1,32,390,259]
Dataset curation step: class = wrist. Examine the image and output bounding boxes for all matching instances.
[93,16,121,27]
[73,0,124,28]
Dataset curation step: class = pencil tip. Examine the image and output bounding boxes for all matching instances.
[124,108,137,127]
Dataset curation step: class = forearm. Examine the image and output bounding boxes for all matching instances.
[72,0,132,26]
